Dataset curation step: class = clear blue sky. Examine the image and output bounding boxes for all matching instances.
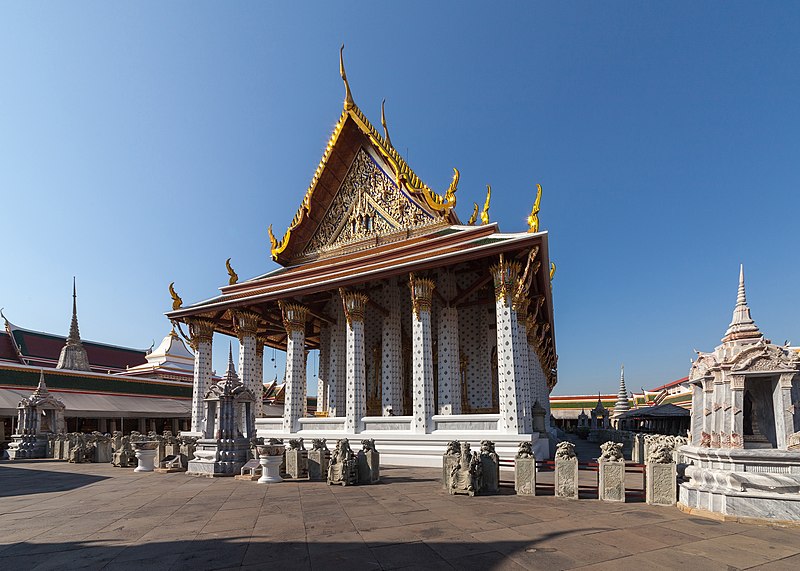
[1,2,798,395]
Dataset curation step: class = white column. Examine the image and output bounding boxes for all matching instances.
[514,299,531,432]
[341,289,368,433]
[690,381,704,445]
[279,302,308,433]
[381,282,402,416]
[254,339,265,417]
[318,324,330,414]
[491,257,524,434]
[188,319,215,434]
[702,379,714,445]
[437,306,461,415]
[775,373,797,449]
[327,295,347,417]
[409,274,436,433]
[235,310,260,430]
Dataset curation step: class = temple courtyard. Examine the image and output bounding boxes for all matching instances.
[1,461,799,570]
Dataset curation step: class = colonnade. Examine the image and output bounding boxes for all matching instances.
[186,257,553,437]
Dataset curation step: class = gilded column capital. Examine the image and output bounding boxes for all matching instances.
[256,335,269,355]
[187,318,215,350]
[490,255,521,306]
[513,295,530,319]
[339,288,368,325]
[278,301,309,334]
[234,310,261,341]
[408,273,435,318]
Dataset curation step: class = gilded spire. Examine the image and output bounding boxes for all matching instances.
[168,282,183,310]
[467,203,479,225]
[722,264,762,342]
[340,44,355,110]
[56,278,91,371]
[613,364,630,416]
[527,184,542,233]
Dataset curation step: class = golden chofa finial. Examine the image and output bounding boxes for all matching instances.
[527,184,542,233]
[168,282,183,311]
[550,261,556,281]
[467,202,479,225]
[339,44,355,110]
[225,258,238,285]
[480,185,491,225]
[381,99,392,147]
[444,168,459,205]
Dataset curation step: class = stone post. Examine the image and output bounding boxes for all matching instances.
[490,256,524,434]
[188,318,215,434]
[775,373,797,449]
[554,442,579,499]
[515,443,537,496]
[308,441,329,481]
[235,310,260,430]
[381,283,403,416]
[598,461,626,502]
[645,445,677,506]
[340,289,368,433]
[327,296,347,417]
[279,302,309,434]
[409,274,436,433]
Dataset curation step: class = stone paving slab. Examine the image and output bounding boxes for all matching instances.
[1,460,800,570]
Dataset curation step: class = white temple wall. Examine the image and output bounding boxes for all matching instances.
[458,305,493,410]
[381,282,403,415]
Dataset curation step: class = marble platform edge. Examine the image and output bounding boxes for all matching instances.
[677,502,800,528]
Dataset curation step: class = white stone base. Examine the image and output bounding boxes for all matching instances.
[256,415,550,468]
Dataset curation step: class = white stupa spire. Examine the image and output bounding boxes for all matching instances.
[613,364,630,416]
[722,265,762,343]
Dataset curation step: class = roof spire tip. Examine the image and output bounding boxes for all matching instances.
[339,44,354,109]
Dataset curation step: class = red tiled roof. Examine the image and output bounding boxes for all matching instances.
[6,325,147,373]
[650,376,689,392]
[0,332,18,362]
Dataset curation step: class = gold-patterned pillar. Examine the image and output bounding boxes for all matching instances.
[490,256,524,434]
[187,318,215,434]
[409,274,436,433]
[340,289,369,433]
[279,301,308,433]
[235,310,260,427]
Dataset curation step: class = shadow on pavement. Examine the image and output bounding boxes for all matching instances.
[0,464,109,498]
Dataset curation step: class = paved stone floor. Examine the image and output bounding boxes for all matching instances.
[1,460,799,570]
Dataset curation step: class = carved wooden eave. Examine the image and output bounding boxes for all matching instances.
[268,103,461,267]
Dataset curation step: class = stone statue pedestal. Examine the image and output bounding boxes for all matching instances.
[599,460,626,502]
[133,442,158,472]
[555,456,579,499]
[356,449,379,484]
[286,448,308,479]
[257,445,284,484]
[480,452,500,494]
[308,450,329,481]
[647,462,676,506]
[443,454,459,491]
[94,440,113,464]
[515,457,536,496]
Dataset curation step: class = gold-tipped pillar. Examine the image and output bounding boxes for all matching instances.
[255,336,267,417]
[279,302,308,433]
[341,289,369,433]
[409,274,436,433]
[490,256,524,434]
[437,272,461,415]
[235,310,261,427]
[187,318,215,434]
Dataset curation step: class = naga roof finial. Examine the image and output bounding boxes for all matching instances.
[168,282,183,311]
[550,262,556,281]
[480,185,491,225]
[381,99,392,147]
[527,183,542,233]
[225,258,238,285]
[467,202,479,225]
[340,44,355,110]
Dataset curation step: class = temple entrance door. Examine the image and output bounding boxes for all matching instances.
[743,377,777,449]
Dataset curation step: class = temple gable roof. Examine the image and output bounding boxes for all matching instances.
[268,53,460,267]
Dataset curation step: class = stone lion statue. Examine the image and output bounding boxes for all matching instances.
[647,444,673,464]
[361,438,377,452]
[311,438,328,451]
[555,441,577,460]
[444,440,461,456]
[288,438,305,450]
[599,441,624,462]
[516,441,535,459]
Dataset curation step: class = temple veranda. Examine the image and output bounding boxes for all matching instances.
[166,51,558,466]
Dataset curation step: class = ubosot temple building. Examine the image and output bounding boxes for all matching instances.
[166,49,559,465]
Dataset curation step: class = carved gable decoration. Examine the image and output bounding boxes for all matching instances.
[302,148,435,256]
[689,353,718,381]
[730,343,800,373]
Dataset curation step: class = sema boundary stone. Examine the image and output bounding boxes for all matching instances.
[647,461,676,506]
